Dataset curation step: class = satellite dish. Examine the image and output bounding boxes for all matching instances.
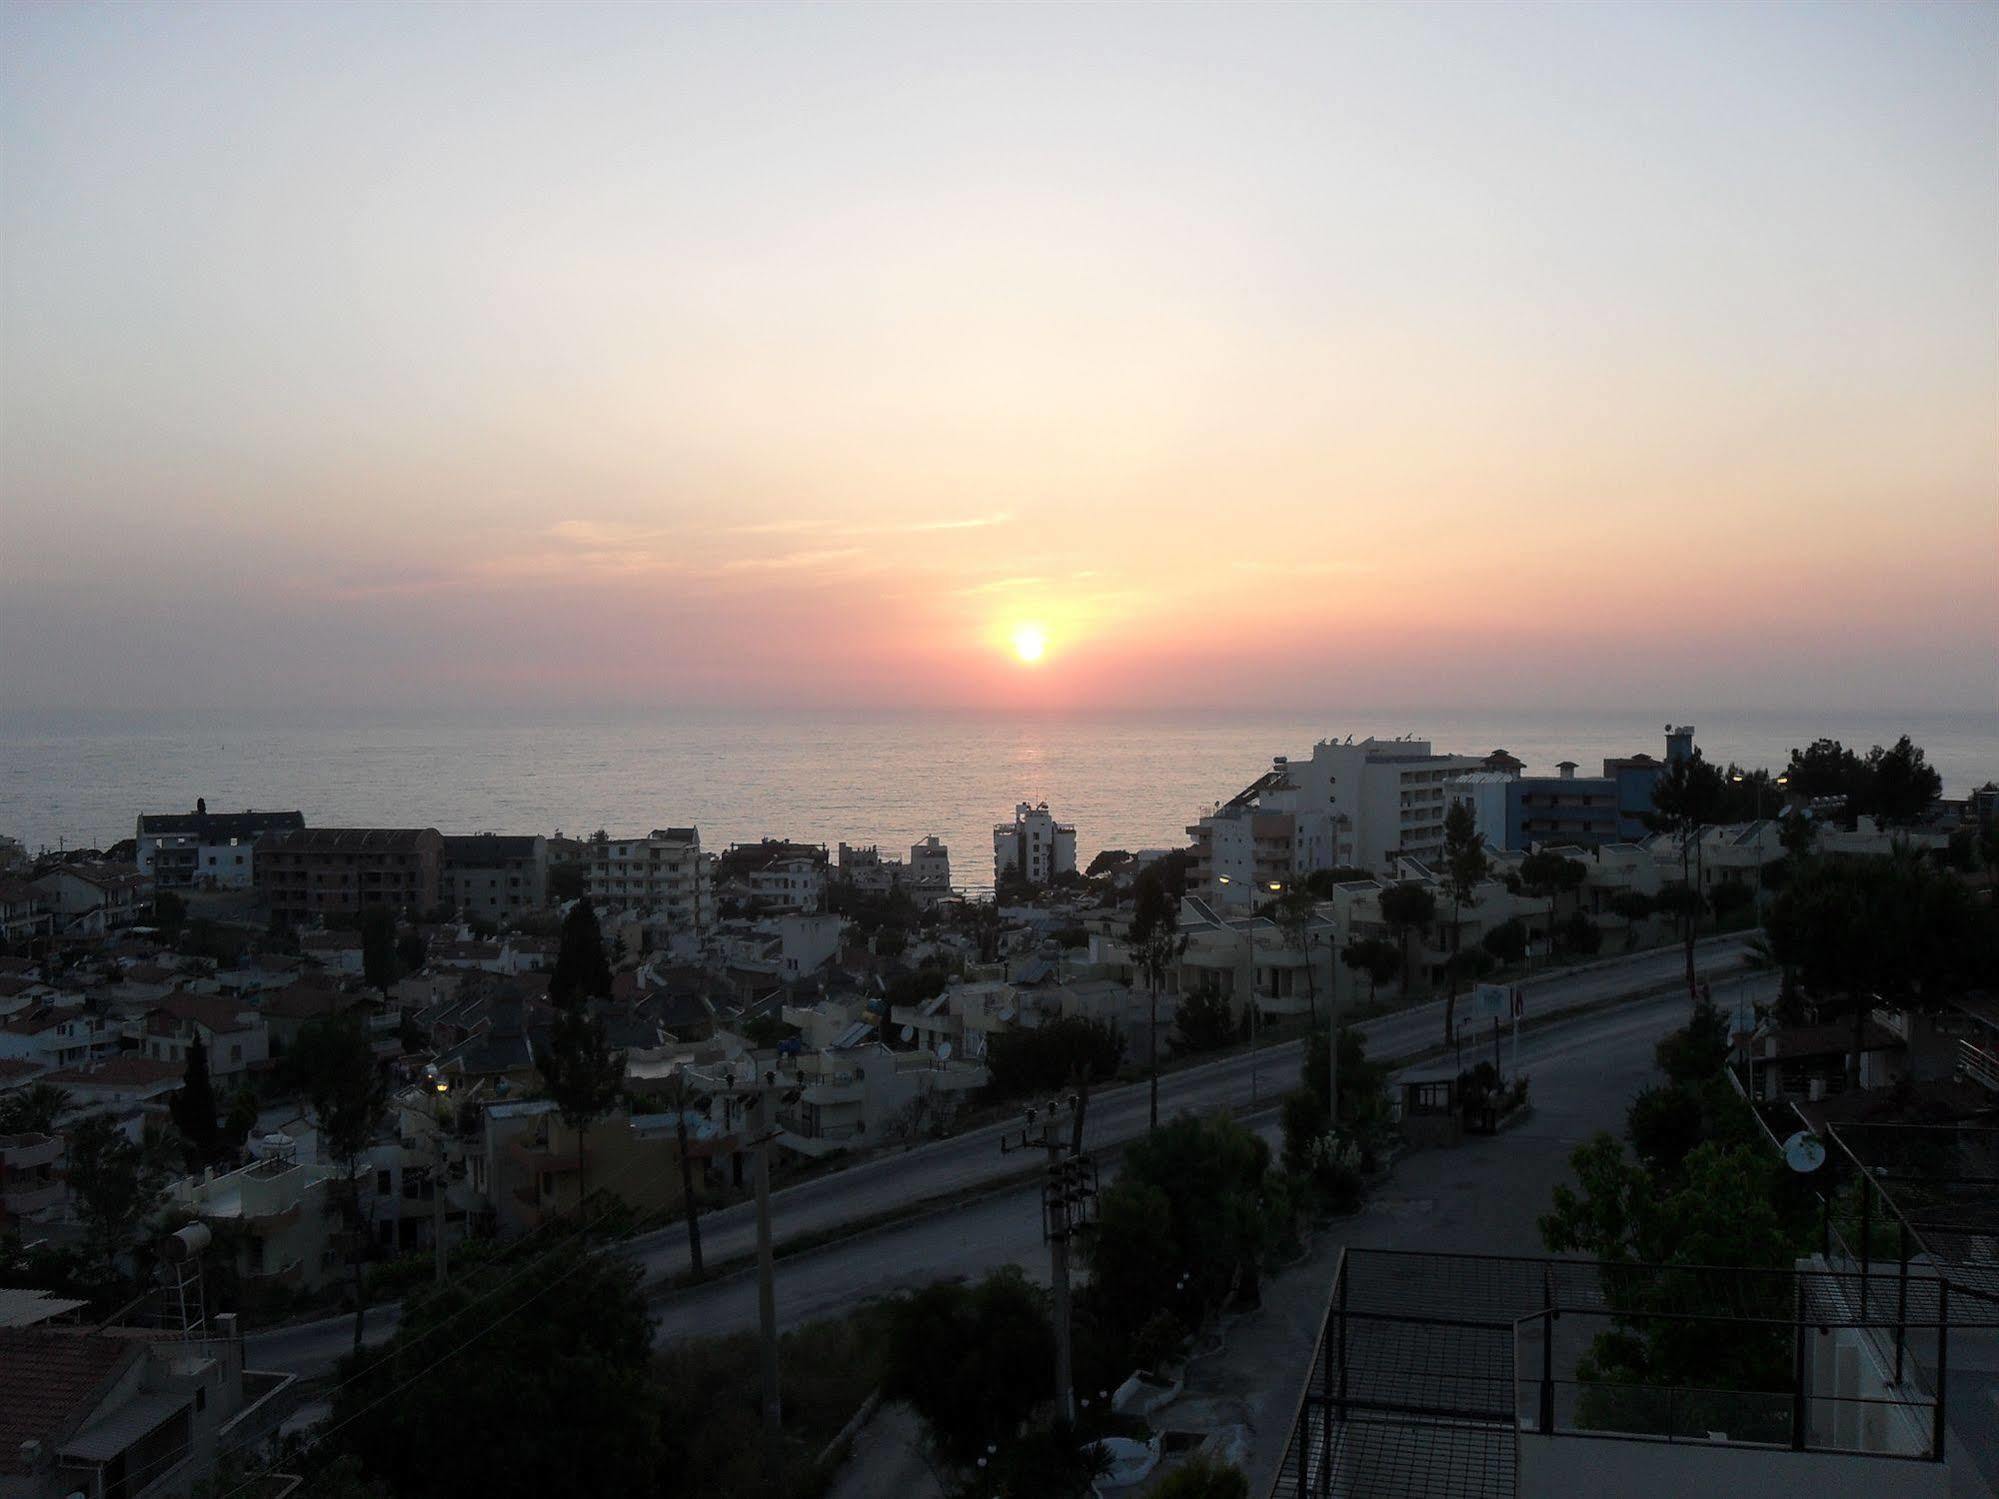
[937,1041,953,1061]
[900,1025,915,1042]
[1782,1131,1827,1174]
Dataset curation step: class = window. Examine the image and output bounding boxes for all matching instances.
[230,1045,242,1062]
[376,1169,392,1196]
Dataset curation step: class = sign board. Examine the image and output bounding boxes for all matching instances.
[1475,983,1509,1018]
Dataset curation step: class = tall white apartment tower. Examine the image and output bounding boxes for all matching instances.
[993,802,1076,888]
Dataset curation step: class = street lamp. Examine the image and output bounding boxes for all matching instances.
[421,1066,453,1286]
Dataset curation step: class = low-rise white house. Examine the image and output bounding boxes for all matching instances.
[30,863,153,937]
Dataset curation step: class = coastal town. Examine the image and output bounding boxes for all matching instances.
[2,724,1996,1498]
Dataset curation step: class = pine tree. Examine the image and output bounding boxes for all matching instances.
[169,1036,220,1167]
[549,898,613,1008]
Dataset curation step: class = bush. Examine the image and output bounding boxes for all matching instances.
[1482,918,1528,966]
[1171,988,1237,1055]
[1154,1453,1251,1499]
[1302,1131,1364,1214]
[1557,909,1602,957]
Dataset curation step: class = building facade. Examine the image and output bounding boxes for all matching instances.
[993,802,1077,888]
[255,828,444,925]
[134,804,305,890]
[1275,738,1485,874]
[440,833,549,920]
[585,828,715,939]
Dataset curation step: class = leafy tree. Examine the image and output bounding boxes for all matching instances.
[293,1014,391,1351]
[65,1115,174,1278]
[1541,1137,1805,1410]
[323,1243,660,1499]
[1764,848,1992,1086]
[1082,1113,1279,1370]
[1626,1074,1758,1179]
[986,1017,1124,1101]
[536,1006,626,1211]
[1171,986,1237,1055]
[1784,737,1870,810]
[549,896,614,1007]
[881,1267,1056,1466]
[1865,735,1942,823]
[1340,936,1399,1004]
[1481,917,1528,967]
[169,1037,220,1168]
[0,1083,69,1135]
[1607,890,1655,950]
[1519,850,1586,958]
[1377,882,1437,995]
[1440,802,1490,1044]
[1654,998,1731,1085]
[360,905,400,996]
[1647,748,1726,1002]
[1085,848,1132,877]
[1301,867,1378,899]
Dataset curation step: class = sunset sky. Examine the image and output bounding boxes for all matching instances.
[2,2,1993,715]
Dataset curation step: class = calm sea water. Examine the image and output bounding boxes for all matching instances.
[2,708,1994,876]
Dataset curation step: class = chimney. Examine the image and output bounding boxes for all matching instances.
[1557,761,1577,780]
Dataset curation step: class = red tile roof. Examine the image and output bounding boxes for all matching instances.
[42,1056,184,1089]
[148,993,256,1035]
[0,1328,142,1473]
[259,982,363,1021]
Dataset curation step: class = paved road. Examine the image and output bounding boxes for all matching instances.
[246,938,1753,1376]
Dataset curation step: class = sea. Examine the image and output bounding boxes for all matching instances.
[2,708,1994,880]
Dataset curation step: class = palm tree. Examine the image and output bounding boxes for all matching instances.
[1441,804,1489,1046]
[0,1082,70,1135]
[1646,748,1726,1004]
[1131,926,1187,1130]
[1271,889,1321,1028]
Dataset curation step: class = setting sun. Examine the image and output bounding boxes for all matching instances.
[1011,624,1048,664]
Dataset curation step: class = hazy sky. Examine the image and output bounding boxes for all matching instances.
[3,1,1993,715]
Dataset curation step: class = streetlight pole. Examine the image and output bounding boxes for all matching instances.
[422,1067,452,1287]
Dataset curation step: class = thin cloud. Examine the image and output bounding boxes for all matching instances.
[1231,560,1375,576]
[718,547,866,573]
[721,511,1014,539]
[955,575,1046,596]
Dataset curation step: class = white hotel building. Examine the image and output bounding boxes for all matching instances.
[993,802,1076,888]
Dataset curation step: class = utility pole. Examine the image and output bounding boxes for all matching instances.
[1001,1096,1098,1425]
[711,1060,802,1495]
[753,1088,780,1492]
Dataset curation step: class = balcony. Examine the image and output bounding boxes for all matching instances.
[507,1136,580,1172]
[1,1179,65,1215]
[0,1133,62,1170]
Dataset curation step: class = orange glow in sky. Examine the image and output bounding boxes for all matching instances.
[0,4,1993,715]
